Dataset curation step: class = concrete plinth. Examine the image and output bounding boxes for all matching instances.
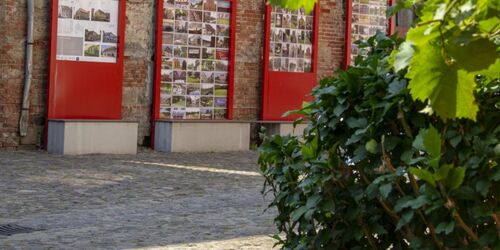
[47,120,138,155]
[155,121,251,152]
[262,122,308,137]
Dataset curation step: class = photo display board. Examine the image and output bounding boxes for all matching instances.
[56,0,119,63]
[269,7,314,73]
[159,0,232,120]
[351,0,388,60]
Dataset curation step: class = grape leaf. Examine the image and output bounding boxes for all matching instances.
[268,0,317,13]
[406,43,479,121]
[450,38,499,72]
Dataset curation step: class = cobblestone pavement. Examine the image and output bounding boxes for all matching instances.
[0,150,277,249]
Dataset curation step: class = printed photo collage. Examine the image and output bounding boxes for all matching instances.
[269,7,314,73]
[57,0,119,63]
[350,0,388,60]
[160,0,232,120]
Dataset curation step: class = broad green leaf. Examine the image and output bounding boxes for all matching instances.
[386,0,415,17]
[401,150,414,164]
[346,117,368,129]
[387,79,407,97]
[304,209,315,221]
[290,206,308,222]
[396,210,414,230]
[476,58,500,80]
[433,3,447,20]
[379,183,393,199]
[407,44,479,120]
[413,126,442,168]
[306,194,322,209]
[406,27,479,121]
[436,221,455,235]
[412,129,426,151]
[301,134,318,159]
[406,23,440,46]
[434,164,453,181]
[409,167,436,187]
[478,17,500,33]
[333,103,348,116]
[424,125,441,168]
[475,179,491,197]
[491,167,500,181]
[494,144,500,156]
[445,167,466,190]
[407,195,429,209]
[451,38,499,72]
[449,135,462,147]
[301,144,314,159]
[393,42,414,72]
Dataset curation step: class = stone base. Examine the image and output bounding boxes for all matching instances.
[154,121,250,152]
[47,120,138,155]
[262,122,307,137]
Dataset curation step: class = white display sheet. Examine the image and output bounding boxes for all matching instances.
[56,0,119,63]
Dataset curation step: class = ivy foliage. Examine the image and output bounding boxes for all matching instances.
[259,34,500,249]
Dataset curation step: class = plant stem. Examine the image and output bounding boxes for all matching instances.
[398,105,413,138]
[417,210,445,249]
[452,209,480,243]
[357,216,377,249]
[438,183,481,245]
[408,174,420,196]
[493,212,500,237]
[382,153,407,196]
[360,170,414,242]
[408,170,445,248]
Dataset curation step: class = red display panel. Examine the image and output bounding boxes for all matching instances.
[47,0,126,119]
[152,0,237,122]
[261,4,320,121]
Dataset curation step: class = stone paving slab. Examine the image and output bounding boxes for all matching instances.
[0,150,277,249]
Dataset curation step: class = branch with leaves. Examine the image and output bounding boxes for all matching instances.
[391,0,499,121]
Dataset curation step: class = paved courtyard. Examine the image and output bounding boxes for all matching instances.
[0,150,277,249]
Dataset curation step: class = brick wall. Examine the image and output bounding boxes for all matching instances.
[121,0,156,146]
[317,0,344,79]
[233,0,265,120]
[0,0,345,149]
[0,0,49,149]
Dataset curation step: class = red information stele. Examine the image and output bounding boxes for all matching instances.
[47,0,127,120]
[261,4,320,121]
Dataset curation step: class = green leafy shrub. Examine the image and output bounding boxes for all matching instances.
[259,33,499,249]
